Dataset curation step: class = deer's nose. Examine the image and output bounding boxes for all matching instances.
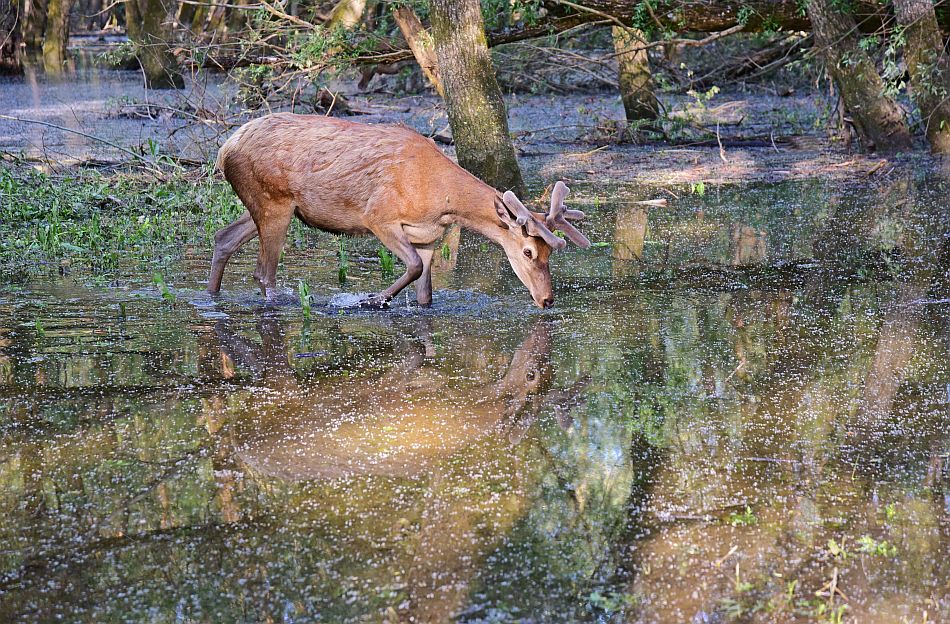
[542,297,555,309]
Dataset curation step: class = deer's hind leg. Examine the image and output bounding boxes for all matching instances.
[251,200,294,301]
[413,244,435,307]
[208,211,258,293]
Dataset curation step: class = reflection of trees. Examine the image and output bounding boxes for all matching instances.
[215,316,564,478]
[0,311,593,622]
[613,204,648,262]
[610,277,949,622]
[861,283,925,419]
[730,224,767,266]
[2,173,949,621]
[534,172,950,618]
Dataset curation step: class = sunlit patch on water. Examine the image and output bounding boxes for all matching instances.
[0,175,948,622]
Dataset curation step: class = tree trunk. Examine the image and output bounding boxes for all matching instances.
[22,0,47,49]
[612,26,659,122]
[125,0,184,88]
[203,0,227,36]
[176,0,197,32]
[189,3,208,34]
[807,0,912,152]
[41,0,73,72]
[430,0,524,194]
[393,6,443,96]
[893,0,950,154]
[326,0,366,30]
[225,0,248,38]
[1,0,22,74]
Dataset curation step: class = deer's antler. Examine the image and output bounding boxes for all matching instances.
[500,191,567,250]
[545,182,591,249]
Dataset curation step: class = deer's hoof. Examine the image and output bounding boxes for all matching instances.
[358,296,390,310]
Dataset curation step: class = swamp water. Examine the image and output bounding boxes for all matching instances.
[0,175,948,623]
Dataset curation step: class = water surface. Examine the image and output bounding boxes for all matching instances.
[1,173,948,623]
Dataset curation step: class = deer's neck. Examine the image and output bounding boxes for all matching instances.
[442,174,507,246]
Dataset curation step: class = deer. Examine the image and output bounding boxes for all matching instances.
[207,113,591,308]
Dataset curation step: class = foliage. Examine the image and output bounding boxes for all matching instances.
[481,0,545,31]
[685,85,721,110]
[152,271,177,304]
[727,505,758,526]
[0,165,242,279]
[855,535,897,557]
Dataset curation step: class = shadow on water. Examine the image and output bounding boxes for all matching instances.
[0,171,948,622]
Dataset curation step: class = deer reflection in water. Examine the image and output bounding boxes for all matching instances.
[209,316,575,480]
[205,316,580,621]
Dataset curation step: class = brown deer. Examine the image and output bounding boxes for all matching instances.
[207,114,590,308]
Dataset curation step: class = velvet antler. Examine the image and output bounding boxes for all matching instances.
[499,191,567,250]
[545,182,591,249]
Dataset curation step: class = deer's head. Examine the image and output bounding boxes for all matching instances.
[493,181,591,308]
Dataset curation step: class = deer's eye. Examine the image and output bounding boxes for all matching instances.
[523,249,533,259]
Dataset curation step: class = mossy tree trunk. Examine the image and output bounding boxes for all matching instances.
[430,0,524,194]
[225,0,248,38]
[176,0,197,33]
[612,26,659,122]
[893,0,950,153]
[807,0,912,152]
[126,0,184,88]
[1,0,22,74]
[41,0,73,72]
[203,0,228,37]
[327,0,367,30]
[22,0,47,49]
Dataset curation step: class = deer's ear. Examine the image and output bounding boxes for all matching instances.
[494,197,513,228]
[502,191,530,226]
[494,197,509,219]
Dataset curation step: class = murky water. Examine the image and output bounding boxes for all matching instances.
[1,173,948,623]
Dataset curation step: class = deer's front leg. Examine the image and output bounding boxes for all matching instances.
[364,224,424,308]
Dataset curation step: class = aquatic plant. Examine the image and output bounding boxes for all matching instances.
[152,272,177,304]
[337,237,349,283]
[727,505,758,526]
[298,279,312,319]
[377,245,395,278]
[856,535,897,557]
[0,166,243,277]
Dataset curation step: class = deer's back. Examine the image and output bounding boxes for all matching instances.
[217,114,454,233]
